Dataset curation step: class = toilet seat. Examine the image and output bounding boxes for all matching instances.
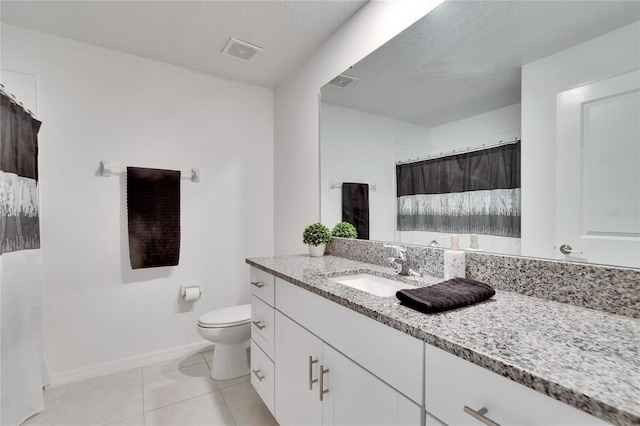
[198,304,251,328]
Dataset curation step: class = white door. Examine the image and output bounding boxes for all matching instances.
[321,344,421,426]
[274,311,323,425]
[556,69,640,268]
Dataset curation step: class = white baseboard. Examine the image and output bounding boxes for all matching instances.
[48,341,214,387]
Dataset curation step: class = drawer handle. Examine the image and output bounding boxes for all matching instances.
[308,356,318,390]
[319,365,329,401]
[252,320,266,330]
[252,369,265,382]
[251,281,265,288]
[463,406,500,426]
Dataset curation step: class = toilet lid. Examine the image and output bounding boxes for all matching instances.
[198,304,251,328]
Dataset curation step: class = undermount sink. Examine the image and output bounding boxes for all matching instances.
[329,273,415,297]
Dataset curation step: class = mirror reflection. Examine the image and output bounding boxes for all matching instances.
[320,1,640,268]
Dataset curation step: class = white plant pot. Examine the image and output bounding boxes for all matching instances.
[308,243,326,257]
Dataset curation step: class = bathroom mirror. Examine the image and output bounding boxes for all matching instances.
[320,1,640,268]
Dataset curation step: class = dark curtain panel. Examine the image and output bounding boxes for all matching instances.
[127,167,181,269]
[396,142,521,237]
[342,182,369,240]
[0,93,41,254]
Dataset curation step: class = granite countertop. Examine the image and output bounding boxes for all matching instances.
[246,254,640,426]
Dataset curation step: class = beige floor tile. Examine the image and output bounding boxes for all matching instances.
[105,414,145,426]
[221,382,277,426]
[65,367,142,396]
[21,399,62,426]
[52,380,143,426]
[143,353,207,377]
[144,392,235,426]
[214,373,250,391]
[143,362,219,412]
[43,385,67,403]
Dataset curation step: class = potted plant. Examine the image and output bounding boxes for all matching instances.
[331,222,357,239]
[302,222,332,257]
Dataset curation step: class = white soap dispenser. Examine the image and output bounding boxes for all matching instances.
[466,233,484,251]
[441,235,466,280]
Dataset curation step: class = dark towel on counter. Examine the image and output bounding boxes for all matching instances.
[127,167,181,269]
[342,182,369,240]
[396,278,495,314]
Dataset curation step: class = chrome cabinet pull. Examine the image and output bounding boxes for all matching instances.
[252,369,265,382]
[308,356,318,390]
[252,320,266,330]
[559,244,583,255]
[319,365,329,401]
[463,406,500,426]
[251,281,265,288]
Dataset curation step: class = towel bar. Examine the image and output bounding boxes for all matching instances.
[99,160,199,182]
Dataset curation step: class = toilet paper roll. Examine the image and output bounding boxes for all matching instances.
[183,286,201,302]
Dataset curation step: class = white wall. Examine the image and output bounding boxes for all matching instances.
[521,21,640,260]
[274,0,444,255]
[1,24,274,381]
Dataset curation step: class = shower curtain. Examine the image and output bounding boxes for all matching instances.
[1,92,46,425]
[396,142,521,237]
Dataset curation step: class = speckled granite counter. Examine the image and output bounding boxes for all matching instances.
[246,255,640,426]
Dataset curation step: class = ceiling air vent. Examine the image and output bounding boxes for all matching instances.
[327,73,359,88]
[222,38,262,62]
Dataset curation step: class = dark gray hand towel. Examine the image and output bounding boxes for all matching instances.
[396,278,495,314]
[342,182,369,240]
[127,167,181,269]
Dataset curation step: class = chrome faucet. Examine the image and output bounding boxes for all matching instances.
[384,244,414,276]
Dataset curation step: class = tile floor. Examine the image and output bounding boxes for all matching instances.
[22,350,278,426]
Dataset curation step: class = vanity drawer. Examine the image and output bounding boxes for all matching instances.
[251,295,275,360]
[424,344,608,426]
[250,267,275,306]
[250,339,275,416]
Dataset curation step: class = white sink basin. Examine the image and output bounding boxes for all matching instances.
[329,273,415,297]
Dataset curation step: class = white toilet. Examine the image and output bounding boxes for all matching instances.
[197,304,251,380]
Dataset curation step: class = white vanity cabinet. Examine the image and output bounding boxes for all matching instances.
[274,277,423,426]
[249,267,275,415]
[424,344,609,426]
[275,310,421,425]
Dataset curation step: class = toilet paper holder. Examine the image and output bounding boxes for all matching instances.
[181,285,201,302]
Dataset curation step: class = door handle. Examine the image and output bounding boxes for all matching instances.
[560,244,583,254]
[319,365,329,401]
[308,356,318,390]
[463,406,500,426]
[252,369,265,382]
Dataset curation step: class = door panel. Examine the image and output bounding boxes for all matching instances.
[321,344,421,426]
[274,311,323,425]
[556,69,640,267]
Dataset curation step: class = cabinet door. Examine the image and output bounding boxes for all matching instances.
[322,344,421,426]
[275,311,323,425]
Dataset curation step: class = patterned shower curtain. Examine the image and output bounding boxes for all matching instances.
[396,142,521,237]
[1,92,46,425]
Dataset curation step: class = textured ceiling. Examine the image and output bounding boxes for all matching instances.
[321,1,640,128]
[0,0,367,88]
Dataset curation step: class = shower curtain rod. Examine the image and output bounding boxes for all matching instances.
[0,83,37,118]
[395,137,520,166]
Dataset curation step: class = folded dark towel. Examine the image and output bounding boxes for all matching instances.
[342,182,369,240]
[127,167,181,269]
[396,278,495,314]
